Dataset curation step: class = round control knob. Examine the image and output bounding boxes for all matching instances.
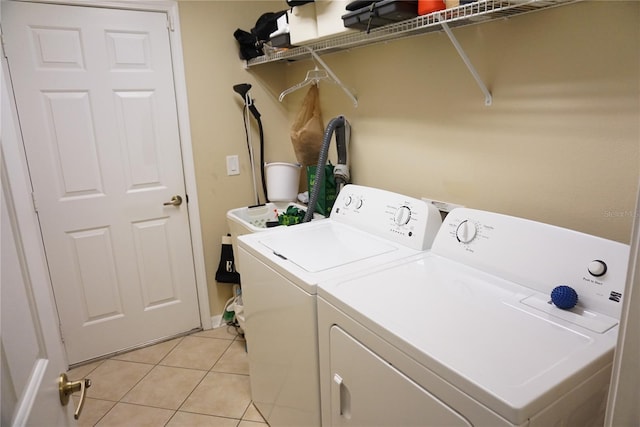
[356,198,364,209]
[456,220,477,243]
[344,195,353,207]
[551,285,578,310]
[587,260,607,277]
[394,206,411,226]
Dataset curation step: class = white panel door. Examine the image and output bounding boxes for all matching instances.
[1,66,74,425]
[2,154,74,427]
[3,1,201,365]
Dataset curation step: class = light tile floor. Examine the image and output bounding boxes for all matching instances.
[67,326,267,427]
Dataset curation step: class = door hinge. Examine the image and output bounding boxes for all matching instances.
[1,33,7,59]
[167,15,175,32]
[31,192,38,213]
[59,321,65,344]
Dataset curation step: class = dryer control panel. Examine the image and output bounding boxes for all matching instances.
[330,185,442,251]
[433,208,630,322]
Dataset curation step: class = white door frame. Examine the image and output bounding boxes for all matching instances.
[605,184,640,425]
[3,0,212,333]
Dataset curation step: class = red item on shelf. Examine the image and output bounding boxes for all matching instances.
[418,0,445,15]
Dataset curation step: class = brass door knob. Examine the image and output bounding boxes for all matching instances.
[163,195,183,207]
[58,373,91,420]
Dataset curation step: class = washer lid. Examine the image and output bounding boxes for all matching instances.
[258,223,397,273]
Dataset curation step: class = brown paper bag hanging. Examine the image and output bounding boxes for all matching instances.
[290,84,325,166]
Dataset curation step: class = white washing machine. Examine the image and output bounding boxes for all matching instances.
[237,185,443,427]
[318,208,630,427]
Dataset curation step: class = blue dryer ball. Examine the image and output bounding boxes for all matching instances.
[551,285,578,310]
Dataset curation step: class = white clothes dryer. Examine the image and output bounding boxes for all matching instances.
[237,185,443,427]
[318,208,629,427]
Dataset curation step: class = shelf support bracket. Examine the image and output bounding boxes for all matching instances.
[437,17,492,106]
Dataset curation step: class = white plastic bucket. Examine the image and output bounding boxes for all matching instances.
[265,162,301,202]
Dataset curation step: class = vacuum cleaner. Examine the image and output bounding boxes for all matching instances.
[233,83,268,206]
[303,115,350,222]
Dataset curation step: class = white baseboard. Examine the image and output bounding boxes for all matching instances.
[210,315,224,329]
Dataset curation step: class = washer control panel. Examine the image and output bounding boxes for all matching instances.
[330,184,442,251]
[433,208,630,320]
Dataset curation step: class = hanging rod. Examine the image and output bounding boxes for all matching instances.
[437,16,492,106]
[304,47,358,108]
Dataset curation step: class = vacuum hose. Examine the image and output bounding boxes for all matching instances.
[303,115,348,223]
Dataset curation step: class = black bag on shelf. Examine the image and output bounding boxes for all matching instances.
[252,10,287,41]
[233,28,262,60]
[233,10,288,60]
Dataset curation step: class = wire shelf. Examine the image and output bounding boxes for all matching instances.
[246,0,581,66]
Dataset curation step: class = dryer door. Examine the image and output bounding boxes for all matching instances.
[329,326,472,426]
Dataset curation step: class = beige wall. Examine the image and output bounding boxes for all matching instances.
[179,1,293,316]
[179,1,640,318]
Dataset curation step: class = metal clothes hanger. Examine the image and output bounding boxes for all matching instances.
[278,47,358,107]
[278,67,330,101]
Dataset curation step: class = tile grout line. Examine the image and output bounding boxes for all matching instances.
[69,327,259,426]
[171,334,247,421]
